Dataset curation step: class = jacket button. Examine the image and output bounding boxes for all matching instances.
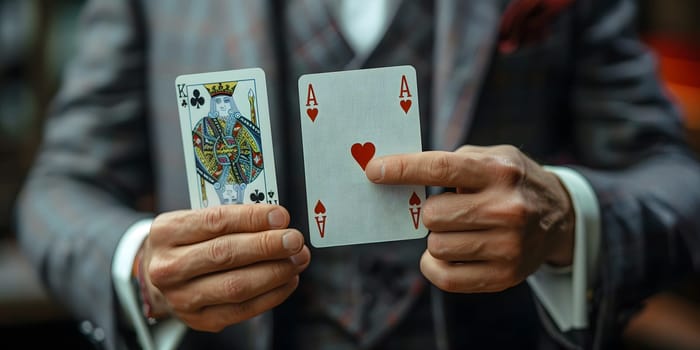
[92,327,105,342]
[80,320,94,335]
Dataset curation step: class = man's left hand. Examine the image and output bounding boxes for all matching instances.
[365,145,575,293]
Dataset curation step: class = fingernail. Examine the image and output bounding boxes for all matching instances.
[282,231,302,252]
[366,160,385,182]
[268,209,285,228]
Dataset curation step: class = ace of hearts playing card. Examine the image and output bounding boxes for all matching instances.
[298,65,428,248]
[175,68,279,209]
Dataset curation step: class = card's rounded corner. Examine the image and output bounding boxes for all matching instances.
[402,64,417,75]
[308,239,325,249]
[251,67,266,77]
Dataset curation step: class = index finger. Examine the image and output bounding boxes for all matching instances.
[154,204,290,245]
[364,151,491,189]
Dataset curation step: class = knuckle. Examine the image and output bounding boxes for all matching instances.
[222,275,248,303]
[148,219,166,238]
[499,161,525,186]
[255,231,277,257]
[149,211,182,240]
[268,261,292,282]
[241,205,258,228]
[428,154,454,183]
[421,202,438,229]
[495,145,523,162]
[394,157,409,180]
[498,236,523,264]
[208,238,235,266]
[148,258,173,288]
[427,234,446,258]
[464,238,485,258]
[501,195,530,229]
[202,206,228,233]
[491,147,526,186]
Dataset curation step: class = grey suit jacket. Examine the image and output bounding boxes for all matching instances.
[16,0,700,349]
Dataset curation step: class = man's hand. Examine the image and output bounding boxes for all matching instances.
[140,204,310,332]
[365,145,575,293]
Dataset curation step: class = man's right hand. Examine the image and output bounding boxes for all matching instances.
[140,204,310,332]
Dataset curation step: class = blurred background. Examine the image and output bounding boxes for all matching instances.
[0,0,698,349]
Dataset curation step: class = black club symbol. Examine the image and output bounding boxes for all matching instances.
[190,89,205,109]
[250,189,265,203]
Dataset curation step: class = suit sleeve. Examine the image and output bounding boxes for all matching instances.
[569,0,700,348]
[14,0,152,349]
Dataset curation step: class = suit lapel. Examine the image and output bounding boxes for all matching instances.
[431,0,510,150]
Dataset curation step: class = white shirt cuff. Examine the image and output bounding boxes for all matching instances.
[526,166,601,332]
[112,218,187,350]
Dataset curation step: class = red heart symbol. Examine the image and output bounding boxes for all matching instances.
[400,99,412,114]
[409,192,421,206]
[307,107,318,122]
[350,142,375,170]
[314,200,326,214]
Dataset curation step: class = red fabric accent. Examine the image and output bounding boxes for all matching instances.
[643,34,700,60]
[642,34,700,129]
[643,34,700,87]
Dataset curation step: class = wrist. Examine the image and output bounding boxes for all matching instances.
[544,221,575,267]
[132,249,169,323]
[544,172,576,267]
